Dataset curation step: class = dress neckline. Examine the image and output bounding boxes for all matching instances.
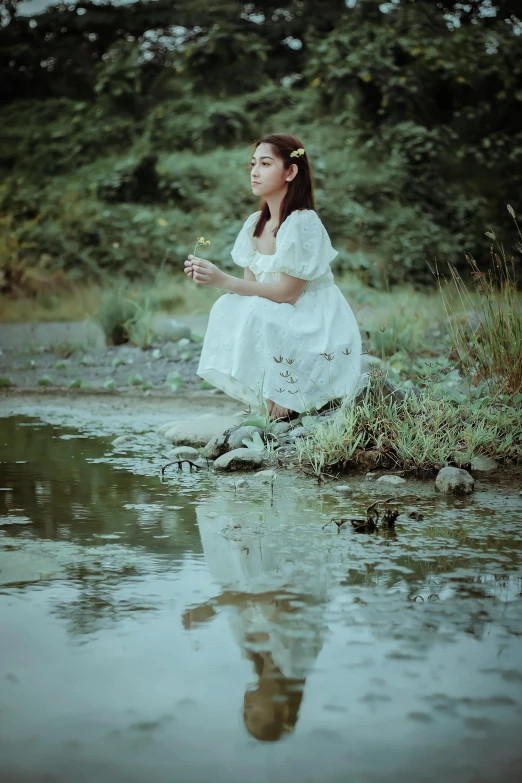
[251,208,309,258]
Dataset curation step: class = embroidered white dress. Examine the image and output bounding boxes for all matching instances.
[197,208,365,414]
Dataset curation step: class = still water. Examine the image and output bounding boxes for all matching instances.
[1,415,521,783]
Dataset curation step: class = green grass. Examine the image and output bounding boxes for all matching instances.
[68,378,87,389]
[296,370,521,476]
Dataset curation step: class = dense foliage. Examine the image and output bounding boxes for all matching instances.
[0,0,521,292]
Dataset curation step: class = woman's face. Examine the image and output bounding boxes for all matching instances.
[250,143,296,199]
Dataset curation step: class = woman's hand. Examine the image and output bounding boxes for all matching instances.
[184,255,228,289]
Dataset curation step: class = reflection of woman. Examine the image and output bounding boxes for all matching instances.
[182,492,331,742]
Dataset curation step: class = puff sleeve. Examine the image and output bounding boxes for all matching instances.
[270,210,338,281]
[230,211,261,268]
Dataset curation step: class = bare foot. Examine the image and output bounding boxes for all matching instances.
[269,402,293,421]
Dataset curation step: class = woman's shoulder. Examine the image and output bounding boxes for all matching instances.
[281,209,324,237]
[285,208,321,226]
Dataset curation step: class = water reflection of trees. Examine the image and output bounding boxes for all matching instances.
[0,417,202,557]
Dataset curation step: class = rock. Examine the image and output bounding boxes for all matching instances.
[336,484,354,493]
[163,412,244,447]
[288,427,308,440]
[150,315,191,342]
[365,472,377,481]
[227,426,264,451]
[202,433,228,459]
[166,446,201,461]
[377,475,406,485]
[235,478,249,488]
[435,467,474,495]
[157,420,179,435]
[272,421,292,436]
[213,448,265,472]
[470,455,498,472]
[112,435,131,446]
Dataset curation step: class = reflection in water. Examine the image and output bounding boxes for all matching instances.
[1,415,522,782]
[185,494,333,742]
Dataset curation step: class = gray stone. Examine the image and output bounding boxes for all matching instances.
[377,475,406,485]
[202,433,228,459]
[150,315,191,342]
[435,467,475,495]
[288,427,308,440]
[112,434,131,446]
[365,472,377,481]
[213,448,265,472]
[470,455,498,472]
[166,446,202,461]
[335,484,354,493]
[227,426,264,451]
[272,421,292,436]
[163,412,244,447]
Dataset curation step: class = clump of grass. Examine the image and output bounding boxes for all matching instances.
[431,205,522,398]
[96,285,136,345]
[167,372,184,392]
[0,377,13,387]
[68,378,87,389]
[104,379,117,391]
[295,370,521,476]
[37,376,52,386]
[112,356,127,368]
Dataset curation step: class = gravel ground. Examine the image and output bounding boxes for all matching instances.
[0,338,216,397]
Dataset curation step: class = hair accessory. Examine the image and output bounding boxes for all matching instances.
[290,147,305,158]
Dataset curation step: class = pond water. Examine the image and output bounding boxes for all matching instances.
[1,414,521,783]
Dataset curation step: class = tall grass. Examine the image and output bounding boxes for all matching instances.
[298,211,522,476]
[431,205,522,398]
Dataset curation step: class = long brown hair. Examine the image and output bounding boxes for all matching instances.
[251,133,316,240]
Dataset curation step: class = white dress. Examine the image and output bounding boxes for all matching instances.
[197,208,365,414]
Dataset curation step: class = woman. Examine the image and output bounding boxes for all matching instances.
[184,133,364,421]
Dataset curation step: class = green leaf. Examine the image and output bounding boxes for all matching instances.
[242,431,265,452]
[242,415,268,429]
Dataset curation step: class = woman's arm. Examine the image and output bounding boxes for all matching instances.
[225,272,306,305]
[185,256,306,305]
[244,268,256,282]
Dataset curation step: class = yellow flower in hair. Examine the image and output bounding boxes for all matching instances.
[290,147,305,158]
